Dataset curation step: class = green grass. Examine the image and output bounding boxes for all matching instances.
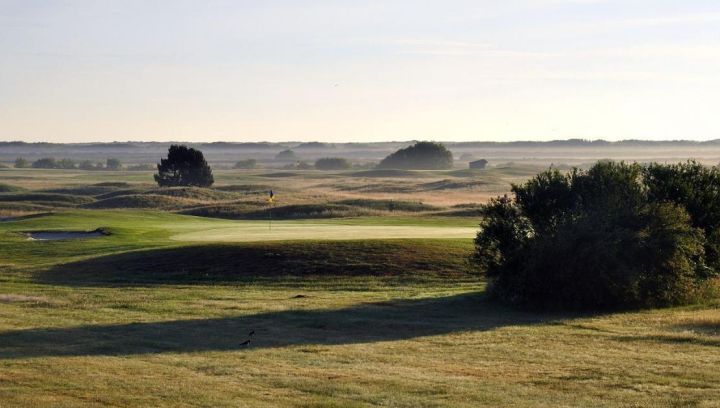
[1,170,720,406]
[0,183,26,193]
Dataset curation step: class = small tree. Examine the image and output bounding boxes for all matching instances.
[275,149,297,161]
[57,158,76,169]
[296,161,313,170]
[14,157,29,168]
[314,157,351,170]
[106,158,122,170]
[154,145,214,187]
[32,157,57,169]
[79,160,99,170]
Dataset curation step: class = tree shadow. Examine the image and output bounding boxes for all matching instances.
[0,293,568,359]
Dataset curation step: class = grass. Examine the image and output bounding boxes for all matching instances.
[0,182,25,193]
[1,169,720,406]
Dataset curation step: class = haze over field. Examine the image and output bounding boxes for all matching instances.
[2,0,720,143]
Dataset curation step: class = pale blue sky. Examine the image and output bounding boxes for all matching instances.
[1,0,719,142]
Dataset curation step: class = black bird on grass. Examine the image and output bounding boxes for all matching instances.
[249,330,255,337]
[240,340,251,347]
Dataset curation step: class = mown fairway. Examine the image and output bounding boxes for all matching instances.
[1,169,720,407]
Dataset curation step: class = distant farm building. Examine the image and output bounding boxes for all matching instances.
[469,159,488,169]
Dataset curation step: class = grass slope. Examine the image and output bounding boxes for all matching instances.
[41,239,474,285]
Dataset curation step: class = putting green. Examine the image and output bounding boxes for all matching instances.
[171,222,477,242]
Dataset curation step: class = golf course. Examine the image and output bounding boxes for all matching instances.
[1,162,719,407]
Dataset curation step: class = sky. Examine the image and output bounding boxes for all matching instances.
[1,0,719,143]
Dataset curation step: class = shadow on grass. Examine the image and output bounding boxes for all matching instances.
[612,334,720,347]
[0,293,562,359]
[37,241,474,286]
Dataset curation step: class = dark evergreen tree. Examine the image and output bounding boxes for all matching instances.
[154,145,214,187]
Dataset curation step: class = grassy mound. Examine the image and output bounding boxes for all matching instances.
[442,203,484,216]
[335,198,439,212]
[0,183,25,193]
[215,184,273,193]
[93,182,131,188]
[0,193,95,207]
[259,172,299,178]
[144,187,240,201]
[42,239,474,284]
[41,186,127,196]
[419,179,491,190]
[0,202,55,215]
[179,202,264,219]
[244,204,377,219]
[40,182,134,197]
[349,169,419,178]
[83,194,192,210]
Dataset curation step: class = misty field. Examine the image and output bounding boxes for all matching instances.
[1,166,720,407]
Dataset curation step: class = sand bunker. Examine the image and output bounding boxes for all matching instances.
[26,230,107,241]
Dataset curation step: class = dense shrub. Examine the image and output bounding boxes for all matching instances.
[56,158,77,169]
[31,157,57,169]
[377,142,453,170]
[473,161,720,310]
[275,149,297,160]
[30,157,77,169]
[79,160,104,170]
[106,158,122,170]
[314,157,351,170]
[14,157,29,168]
[233,159,257,169]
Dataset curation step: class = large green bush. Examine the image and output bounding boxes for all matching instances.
[474,161,720,310]
[377,142,453,170]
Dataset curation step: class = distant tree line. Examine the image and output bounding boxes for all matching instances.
[314,157,351,170]
[14,157,123,170]
[474,160,720,310]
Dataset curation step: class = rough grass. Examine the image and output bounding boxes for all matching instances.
[0,183,25,193]
[335,198,439,212]
[143,186,242,201]
[41,239,474,285]
[240,204,376,219]
[350,169,422,178]
[0,193,95,207]
[83,194,195,209]
[418,179,492,190]
[2,170,720,407]
[215,184,273,193]
[178,202,264,219]
[40,185,129,196]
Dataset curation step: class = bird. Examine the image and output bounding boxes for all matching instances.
[240,340,251,347]
[248,330,255,337]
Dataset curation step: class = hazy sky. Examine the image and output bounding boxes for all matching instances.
[1,0,719,143]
